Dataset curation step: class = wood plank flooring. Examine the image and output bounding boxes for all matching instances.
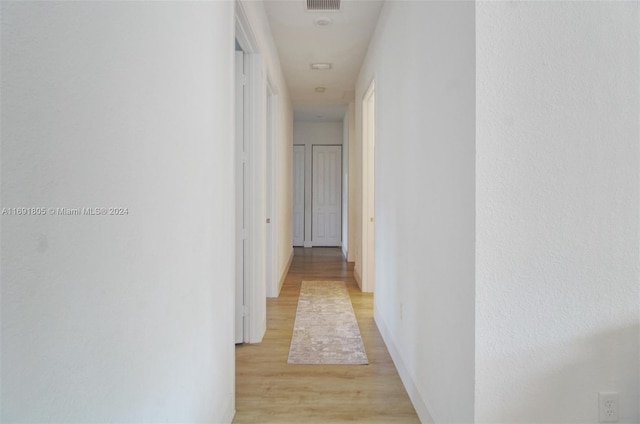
[233,247,420,423]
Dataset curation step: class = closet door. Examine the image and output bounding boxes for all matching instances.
[312,145,342,246]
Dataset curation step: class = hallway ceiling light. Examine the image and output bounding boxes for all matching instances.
[313,17,333,26]
[315,87,326,93]
[310,63,332,70]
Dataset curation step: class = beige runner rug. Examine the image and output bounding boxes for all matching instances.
[287,281,369,365]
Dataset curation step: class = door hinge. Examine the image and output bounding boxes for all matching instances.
[242,75,247,85]
[243,305,249,317]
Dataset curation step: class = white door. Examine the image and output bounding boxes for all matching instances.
[235,50,246,344]
[312,145,342,246]
[293,145,305,246]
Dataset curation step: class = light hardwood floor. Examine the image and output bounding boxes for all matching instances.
[233,247,420,423]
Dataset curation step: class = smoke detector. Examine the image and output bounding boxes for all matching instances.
[314,17,333,26]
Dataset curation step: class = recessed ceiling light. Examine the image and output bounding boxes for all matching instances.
[310,63,332,70]
[315,87,326,93]
[314,17,333,26]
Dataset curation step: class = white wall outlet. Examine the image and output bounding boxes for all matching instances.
[599,392,619,422]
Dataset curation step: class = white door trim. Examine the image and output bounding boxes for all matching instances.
[361,78,376,293]
[235,1,257,53]
[235,0,266,343]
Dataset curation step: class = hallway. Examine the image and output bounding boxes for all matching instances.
[233,248,419,423]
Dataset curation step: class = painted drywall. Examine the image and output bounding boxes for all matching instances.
[476,2,639,422]
[292,121,344,247]
[238,0,294,300]
[355,2,475,422]
[346,103,357,263]
[342,111,349,258]
[1,1,235,422]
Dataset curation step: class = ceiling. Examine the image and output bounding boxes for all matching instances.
[264,0,384,122]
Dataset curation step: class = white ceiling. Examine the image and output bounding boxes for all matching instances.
[264,0,384,122]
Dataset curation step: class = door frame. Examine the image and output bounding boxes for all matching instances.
[234,48,246,344]
[361,78,376,293]
[235,0,267,343]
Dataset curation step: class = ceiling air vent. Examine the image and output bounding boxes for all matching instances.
[306,0,340,12]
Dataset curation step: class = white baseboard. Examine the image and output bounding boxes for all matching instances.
[218,398,235,424]
[374,312,435,424]
[354,267,362,290]
[277,249,294,296]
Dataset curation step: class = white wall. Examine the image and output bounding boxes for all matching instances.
[293,121,344,247]
[239,0,294,298]
[1,1,235,422]
[346,103,357,263]
[342,112,350,258]
[476,2,639,422]
[355,2,476,422]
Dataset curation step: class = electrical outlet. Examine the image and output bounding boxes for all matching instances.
[599,392,619,422]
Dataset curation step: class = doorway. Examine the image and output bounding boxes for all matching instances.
[234,2,269,343]
[234,46,247,344]
[362,79,375,293]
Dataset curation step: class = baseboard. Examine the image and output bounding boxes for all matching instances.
[374,312,435,424]
[217,397,235,423]
[221,409,235,424]
[354,267,362,290]
[277,249,294,296]
[341,245,348,259]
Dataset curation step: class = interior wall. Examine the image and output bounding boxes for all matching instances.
[292,121,344,247]
[239,0,294,295]
[1,1,235,422]
[346,102,357,263]
[353,103,363,282]
[355,2,476,422]
[342,111,350,258]
[475,2,640,422]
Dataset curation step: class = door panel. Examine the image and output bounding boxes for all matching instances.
[312,145,342,246]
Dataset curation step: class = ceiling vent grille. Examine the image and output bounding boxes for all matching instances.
[306,0,340,12]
